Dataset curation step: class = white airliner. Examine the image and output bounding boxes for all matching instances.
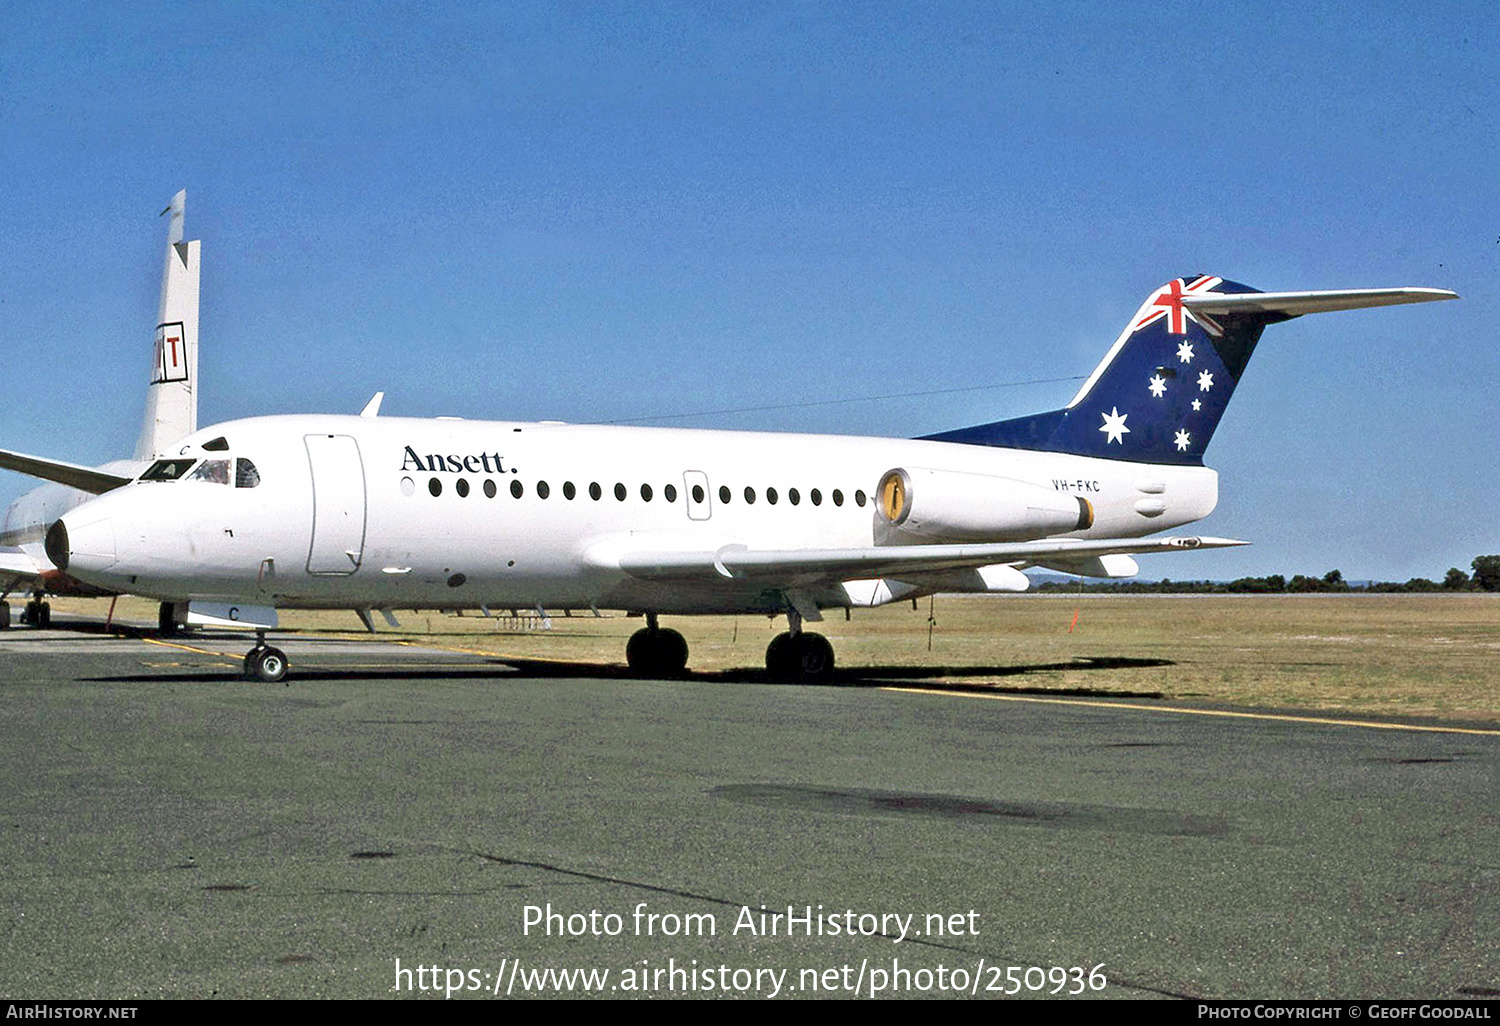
[0,190,200,630]
[37,272,1454,683]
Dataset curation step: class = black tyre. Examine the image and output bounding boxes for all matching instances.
[249,646,288,684]
[626,628,656,674]
[765,632,795,679]
[626,627,690,678]
[657,628,689,676]
[792,632,835,684]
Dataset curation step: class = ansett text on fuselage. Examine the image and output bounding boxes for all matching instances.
[400,446,509,475]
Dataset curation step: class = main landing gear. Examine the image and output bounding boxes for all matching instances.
[626,613,689,678]
[765,607,835,684]
[624,609,837,684]
[19,591,51,629]
[243,630,290,685]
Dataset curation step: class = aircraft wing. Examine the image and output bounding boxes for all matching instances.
[615,535,1247,585]
[0,449,133,494]
[0,546,42,584]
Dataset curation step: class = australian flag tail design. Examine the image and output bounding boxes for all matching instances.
[923,276,1457,466]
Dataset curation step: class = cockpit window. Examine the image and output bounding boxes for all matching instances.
[235,458,261,488]
[140,458,197,481]
[187,459,231,485]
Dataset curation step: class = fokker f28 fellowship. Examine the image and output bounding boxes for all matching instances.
[40,273,1454,683]
[0,190,200,630]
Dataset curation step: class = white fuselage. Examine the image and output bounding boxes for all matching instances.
[57,414,1218,615]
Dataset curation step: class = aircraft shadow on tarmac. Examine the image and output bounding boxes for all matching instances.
[69,623,1173,697]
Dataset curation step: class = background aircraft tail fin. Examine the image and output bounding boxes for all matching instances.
[133,190,200,461]
[922,277,1455,465]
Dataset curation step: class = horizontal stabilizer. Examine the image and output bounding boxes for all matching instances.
[615,535,1247,584]
[0,449,133,494]
[1182,287,1457,318]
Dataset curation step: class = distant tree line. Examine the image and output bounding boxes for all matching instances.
[1034,556,1500,594]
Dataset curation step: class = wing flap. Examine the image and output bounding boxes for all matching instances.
[0,449,133,494]
[616,536,1247,584]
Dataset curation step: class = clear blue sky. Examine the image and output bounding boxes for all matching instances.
[2,2,1494,581]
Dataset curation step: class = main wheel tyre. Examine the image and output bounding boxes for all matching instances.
[0,602,9,629]
[158,602,179,635]
[626,627,690,678]
[36,602,50,629]
[656,628,689,676]
[626,627,656,674]
[765,632,795,680]
[247,646,289,684]
[791,632,835,684]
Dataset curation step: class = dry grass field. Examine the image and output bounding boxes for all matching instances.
[40,592,1500,722]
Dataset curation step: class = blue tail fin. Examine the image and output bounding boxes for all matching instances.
[923,276,1456,466]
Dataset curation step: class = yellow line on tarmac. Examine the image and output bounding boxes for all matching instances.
[880,687,1500,737]
[142,637,239,661]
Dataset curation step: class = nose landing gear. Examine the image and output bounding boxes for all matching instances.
[243,630,289,684]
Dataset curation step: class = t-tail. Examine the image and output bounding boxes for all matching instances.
[924,276,1457,465]
[133,189,200,461]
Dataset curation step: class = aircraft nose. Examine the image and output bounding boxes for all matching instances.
[48,513,117,574]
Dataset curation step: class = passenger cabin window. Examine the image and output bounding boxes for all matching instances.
[187,459,230,485]
[140,458,197,482]
[235,459,261,488]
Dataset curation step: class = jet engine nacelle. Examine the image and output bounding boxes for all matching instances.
[876,467,1093,543]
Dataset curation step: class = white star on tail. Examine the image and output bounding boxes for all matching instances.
[1099,406,1130,444]
[1198,370,1214,392]
[1192,398,1202,411]
[1178,341,1194,363]
[1148,374,1167,398]
[1175,429,1191,451]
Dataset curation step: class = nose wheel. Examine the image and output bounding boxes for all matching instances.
[243,632,289,684]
